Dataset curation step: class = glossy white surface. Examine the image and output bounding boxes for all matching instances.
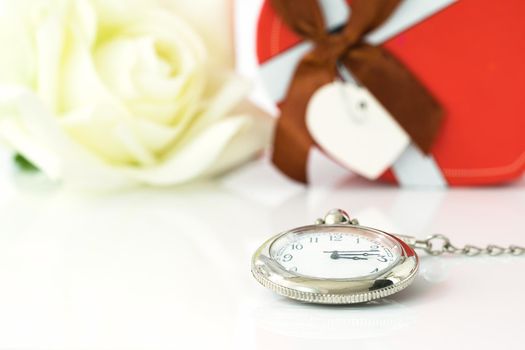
[0,156,524,350]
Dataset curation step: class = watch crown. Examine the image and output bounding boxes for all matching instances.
[323,209,351,225]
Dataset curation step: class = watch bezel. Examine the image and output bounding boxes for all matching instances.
[251,224,419,304]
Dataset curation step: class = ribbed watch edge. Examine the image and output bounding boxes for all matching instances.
[251,265,418,304]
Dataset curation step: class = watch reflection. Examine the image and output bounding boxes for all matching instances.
[235,295,418,350]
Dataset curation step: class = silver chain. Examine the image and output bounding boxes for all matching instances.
[414,234,525,257]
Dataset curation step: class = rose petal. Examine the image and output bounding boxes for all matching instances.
[161,0,234,68]
[184,74,250,139]
[123,115,254,185]
[202,104,273,177]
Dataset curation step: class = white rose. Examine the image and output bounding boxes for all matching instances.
[0,0,271,188]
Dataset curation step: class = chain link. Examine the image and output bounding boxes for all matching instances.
[417,234,525,257]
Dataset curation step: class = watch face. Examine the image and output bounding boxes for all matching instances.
[269,226,402,279]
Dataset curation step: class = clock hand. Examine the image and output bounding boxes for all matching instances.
[336,256,368,260]
[337,253,380,257]
[324,250,379,253]
[329,250,380,253]
[327,251,369,260]
[324,250,380,258]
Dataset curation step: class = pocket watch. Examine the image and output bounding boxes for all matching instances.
[251,209,524,304]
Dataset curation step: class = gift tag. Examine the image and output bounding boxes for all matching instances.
[306,81,409,179]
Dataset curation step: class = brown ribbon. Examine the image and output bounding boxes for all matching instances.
[270,0,443,183]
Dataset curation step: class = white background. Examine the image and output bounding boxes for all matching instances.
[0,153,524,349]
[0,0,523,349]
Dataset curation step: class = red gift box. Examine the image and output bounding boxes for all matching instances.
[257,0,525,186]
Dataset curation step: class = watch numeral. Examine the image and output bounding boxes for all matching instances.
[309,237,319,243]
[282,254,293,262]
[377,256,388,262]
[330,234,343,241]
[292,243,303,250]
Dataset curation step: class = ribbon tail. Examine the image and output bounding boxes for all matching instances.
[272,115,313,183]
[271,58,337,183]
[342,44,443,154]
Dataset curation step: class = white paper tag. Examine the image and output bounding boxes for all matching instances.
[306,82,409,179]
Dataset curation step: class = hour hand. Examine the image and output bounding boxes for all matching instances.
[337,255,368,260]
[325,251,368,260]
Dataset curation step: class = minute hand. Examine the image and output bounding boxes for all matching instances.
[337,252,380,256]
[326,251,380,260]
[324,250,379,255]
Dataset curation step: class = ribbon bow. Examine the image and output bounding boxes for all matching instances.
[270,0,443,183]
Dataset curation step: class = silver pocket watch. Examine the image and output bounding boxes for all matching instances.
[251,209,524,304]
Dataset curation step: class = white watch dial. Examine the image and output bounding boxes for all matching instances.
[270,229,401,279]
